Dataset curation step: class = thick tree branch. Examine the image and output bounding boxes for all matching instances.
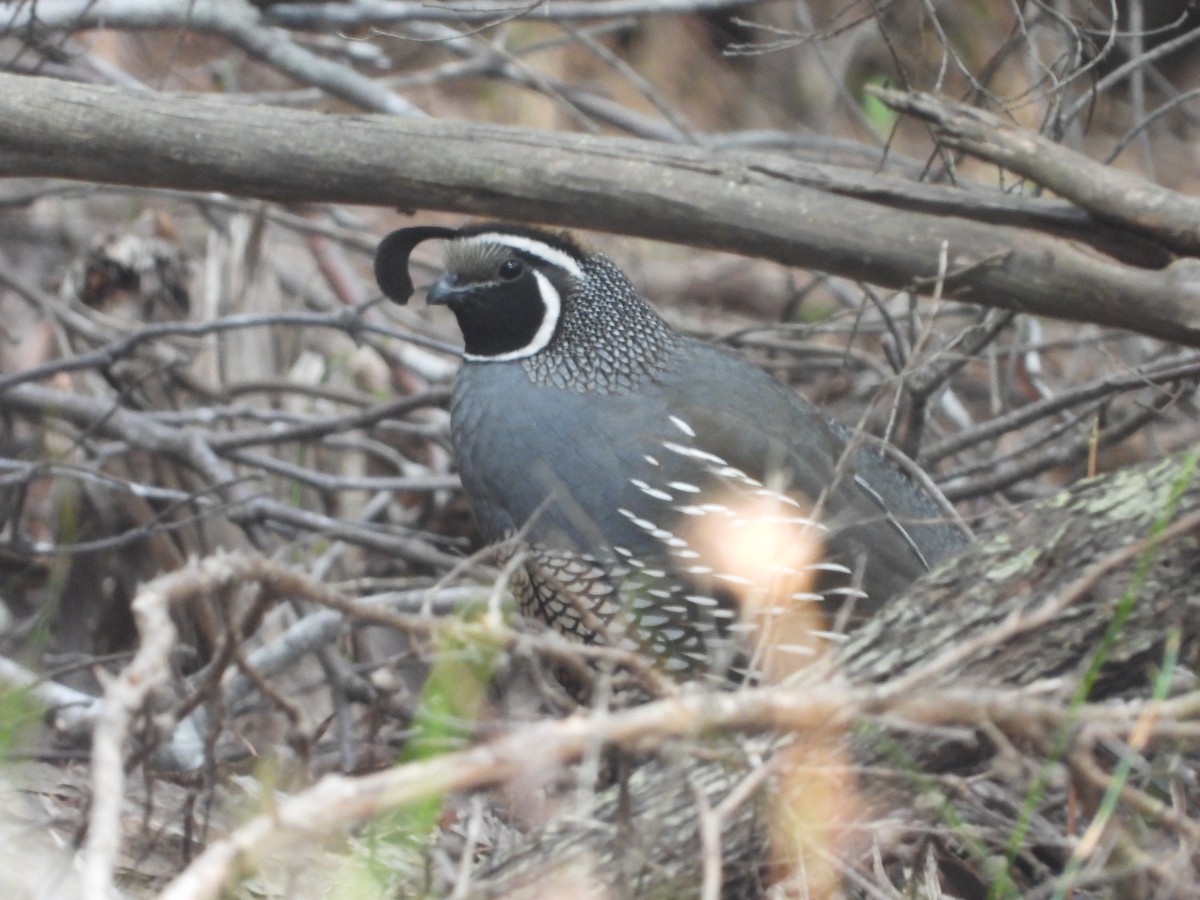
[1,74,1198,347]
[263,0,768,28]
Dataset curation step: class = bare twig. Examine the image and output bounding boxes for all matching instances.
[871,86,1200,255]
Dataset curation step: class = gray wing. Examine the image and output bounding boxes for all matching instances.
[449,348,966,676]
[648,340,967,617]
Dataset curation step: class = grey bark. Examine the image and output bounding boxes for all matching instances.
[1,73,1199,347]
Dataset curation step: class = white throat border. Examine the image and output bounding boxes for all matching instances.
[459,233,580,362]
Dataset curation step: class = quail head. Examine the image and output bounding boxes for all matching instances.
[375,223,967,683]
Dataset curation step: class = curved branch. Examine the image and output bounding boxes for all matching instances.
[873,87,1200,256]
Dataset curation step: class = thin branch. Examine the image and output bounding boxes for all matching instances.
[1,0,425,115]
[872,86,1200,255]
[922,351,1200,465]
[263,0,768,28]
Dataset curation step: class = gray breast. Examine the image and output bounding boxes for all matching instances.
[448,344,966,681]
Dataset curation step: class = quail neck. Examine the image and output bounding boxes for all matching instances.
[425,228,682,393]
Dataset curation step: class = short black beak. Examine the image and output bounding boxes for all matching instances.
[425,274,466,307]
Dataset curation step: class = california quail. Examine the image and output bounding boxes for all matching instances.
[375,223,967,681]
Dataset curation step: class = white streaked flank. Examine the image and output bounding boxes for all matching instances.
[809,631,850,642]
[668,415,696,437]
[662,441,728,466]
[773,644,818,656]
[630,478,673,502]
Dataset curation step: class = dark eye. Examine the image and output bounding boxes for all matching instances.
[498,259,523,280]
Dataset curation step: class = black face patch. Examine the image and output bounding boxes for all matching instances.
[444,268,551,359]
[375,226,587,361]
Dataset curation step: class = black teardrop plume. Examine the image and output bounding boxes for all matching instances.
[373,226,459,304]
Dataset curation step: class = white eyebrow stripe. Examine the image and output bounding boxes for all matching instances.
[465,233,585,280]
